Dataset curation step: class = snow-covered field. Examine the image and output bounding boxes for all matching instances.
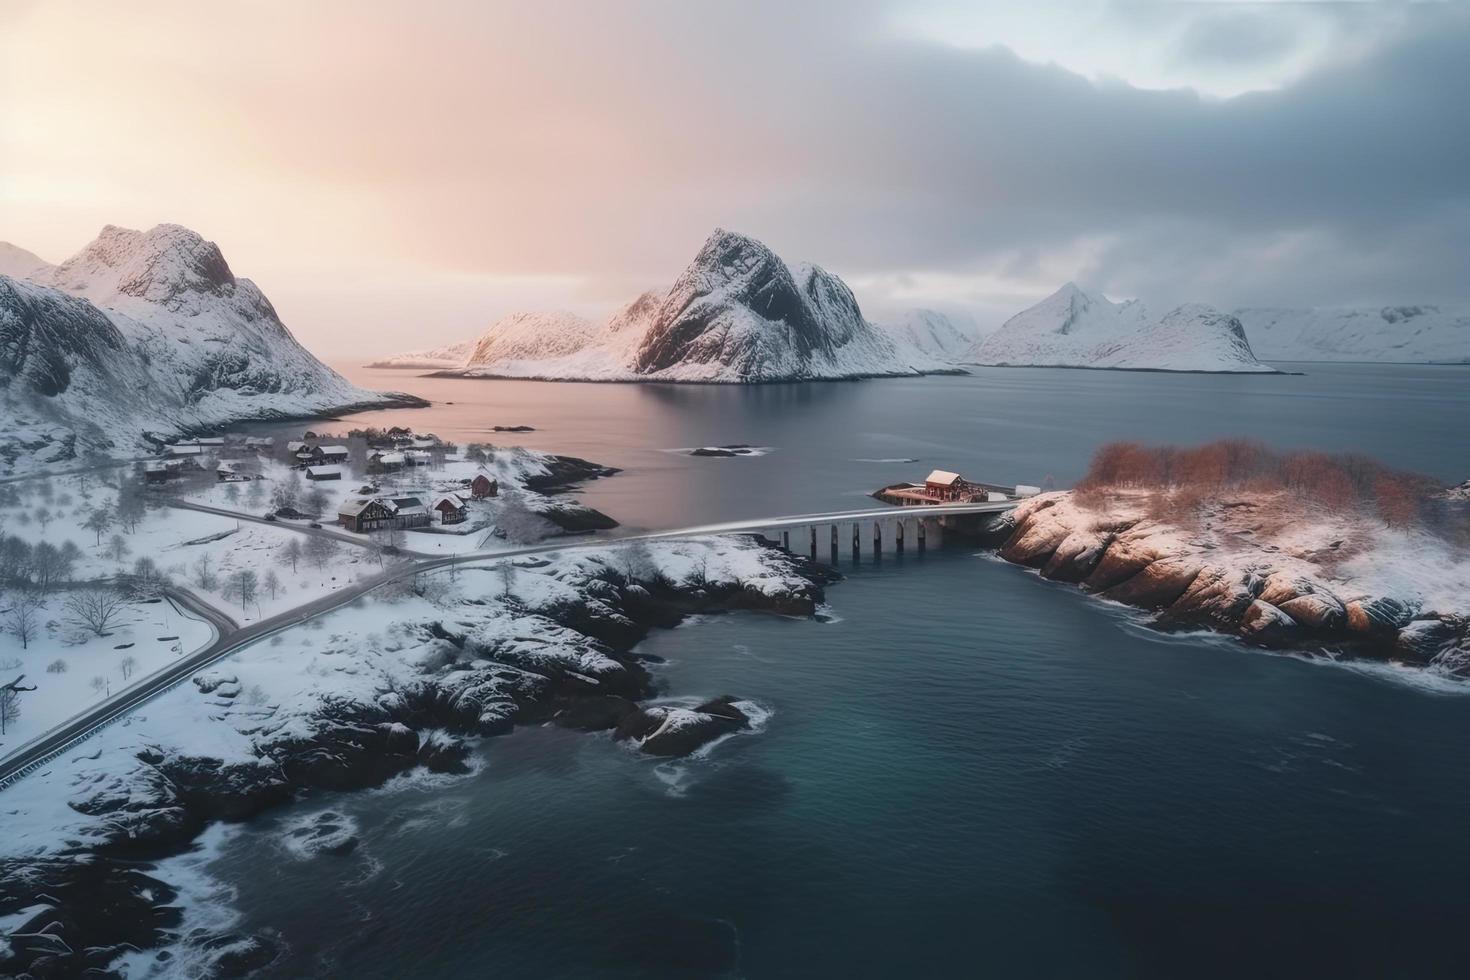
[0,592,212,755]
[0,535,816,860]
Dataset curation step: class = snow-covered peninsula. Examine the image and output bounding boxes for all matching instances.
[983,441,1470,674]
[0,224,422,474]
[971,283,1276,373]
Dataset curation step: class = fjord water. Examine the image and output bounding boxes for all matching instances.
[202,362,1470,978]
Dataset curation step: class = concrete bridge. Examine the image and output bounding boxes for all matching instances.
[0,499,1017,789]
[647,500,1019,562]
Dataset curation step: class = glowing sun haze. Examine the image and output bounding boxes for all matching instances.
[2,0,1467,357]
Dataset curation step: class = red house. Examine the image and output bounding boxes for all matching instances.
[471,472,499,499]
[924,470,963,500]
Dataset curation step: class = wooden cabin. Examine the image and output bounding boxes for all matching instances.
[432,492,469,525]
[471,473,499,499]
[306,465,343,481]
[925,470,964,500]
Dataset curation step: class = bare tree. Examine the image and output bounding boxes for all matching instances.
[127,556,167,599]
[497,560,516,599]
[46,659,67,674]
[231,569,260,613]
[64,587,129,636]
[83,506,114,546]
[281,539,303,573]
[119,655,139,681]
[306,487,330,517]
[262,568,282,600]
[3,593,40,649]
[193,553,218,590]
[35,506,53,532]
[305,535,337,571]
[105,533,131,564]
[223,482,241,506]
[0,675,34,736]
[90,675,110,699]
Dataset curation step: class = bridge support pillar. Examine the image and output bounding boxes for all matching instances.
[918,519,927,553]
[782,530,790,550]
[810,525,818,560]
[830,524,838,564]
[873,520,882,559]
[851,522,860,561]
[896,519,905,554]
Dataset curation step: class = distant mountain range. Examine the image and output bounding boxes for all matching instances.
[0,224,419,473]
[1234,306,1470,364]
[369,229,974,382]
[970,283,1277,373]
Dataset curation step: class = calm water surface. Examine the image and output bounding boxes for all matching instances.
[200,363,1469,978]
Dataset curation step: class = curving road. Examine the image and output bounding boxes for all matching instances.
[0,500,1014,789]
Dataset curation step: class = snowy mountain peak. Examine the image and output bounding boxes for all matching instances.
[973,285,1273,373]
[48,223,238,307]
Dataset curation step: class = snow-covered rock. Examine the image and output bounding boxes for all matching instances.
[396,229,955,383]
[987,487,1470,673]
[972,283,1276,373]
[0,224,421,472]
[1234,305,1470,364]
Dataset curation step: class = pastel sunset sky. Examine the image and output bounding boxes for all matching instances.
[3,0,1466,355]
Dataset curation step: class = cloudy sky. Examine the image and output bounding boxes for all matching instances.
[2,0,1467,355]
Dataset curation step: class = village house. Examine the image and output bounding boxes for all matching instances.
[318,445,350,464]
[336,494,432,533]
[305,464,343,481]
[245,436,274,451]
[470,472,499,499]
[405,450,433,467]
[143,461,173,485]
[216,461,241,482]
[369,450,406,473]
[432,491,469,524]
[164,443,203,458]
[286,440,309,454]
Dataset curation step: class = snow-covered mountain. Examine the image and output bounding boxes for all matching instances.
[0,242,54,279]
[1234,306,1470,364]
[402,230,956,383]
[877,308,982,364]
[0,223,418,472]
[364,338,476,370]
[971,283,1276,373]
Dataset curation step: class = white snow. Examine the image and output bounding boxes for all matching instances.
[1235,306,1470,364]
[363,338,476,370]
[876,308,983,365]
[972,283,1276,373]
[0,224,411,475]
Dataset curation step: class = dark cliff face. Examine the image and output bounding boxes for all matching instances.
[630,229,869,377]
[0,275,133,398]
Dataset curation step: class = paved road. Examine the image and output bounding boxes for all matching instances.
[0,500,1015,789]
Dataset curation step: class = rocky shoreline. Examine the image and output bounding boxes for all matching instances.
[0,538,836,978]
[983,491,1470,673]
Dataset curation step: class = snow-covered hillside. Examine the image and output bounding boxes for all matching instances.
[0,242,52,279]
[971,283,1276,373]
[877,308,981,364]
[363,338,475,370]
[0,224,419,473]
[384,230,956,383]
[1235,306,1470,364]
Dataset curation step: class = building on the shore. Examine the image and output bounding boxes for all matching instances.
[432,491,469,524]
[369,450,405,473]
[306,464,343,481]
[471,472,499,499]
[925,470,964,500]
[318,445,350,464]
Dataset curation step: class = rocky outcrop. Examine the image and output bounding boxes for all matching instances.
[989,492,1470,671]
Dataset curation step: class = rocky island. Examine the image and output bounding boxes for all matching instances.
[982,440,1470,673]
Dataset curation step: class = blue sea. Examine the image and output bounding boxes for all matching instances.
[193,362,1470,978]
